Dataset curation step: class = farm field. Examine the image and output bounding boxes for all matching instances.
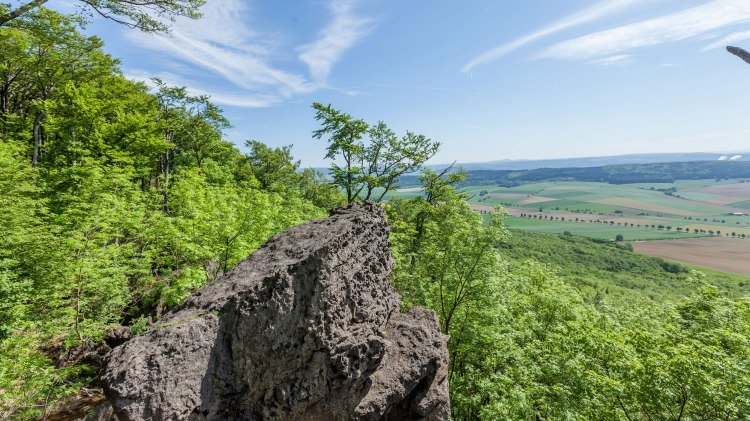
[461,179,750,239]
[633,238,750,277]
[388,177,750,273]
[391,178,750,273]
[501,215,704,241]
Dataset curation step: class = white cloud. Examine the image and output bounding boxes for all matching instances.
[124,0,372,107]
[542,0,750,60]
[124,70,282,108]
[461,0,649,73]
[298,0,373,84]
[701,29,750,51]
[587,54,633,66]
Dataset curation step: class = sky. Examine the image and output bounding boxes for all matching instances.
[48,0,750,166]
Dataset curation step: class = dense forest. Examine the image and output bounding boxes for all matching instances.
[0,6,343,418]
[1,4,749,420]
[398,160,750,187]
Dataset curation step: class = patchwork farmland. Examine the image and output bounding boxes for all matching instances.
[466,179,750,237]
[392,178,750,275]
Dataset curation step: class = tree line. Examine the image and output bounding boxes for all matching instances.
[397,162,750,187]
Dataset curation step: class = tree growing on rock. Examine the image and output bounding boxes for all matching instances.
[312,103,440,203]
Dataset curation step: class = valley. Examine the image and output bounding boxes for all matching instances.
[393,177,750,276]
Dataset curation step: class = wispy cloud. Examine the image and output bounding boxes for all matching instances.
[587,54,633,66]
[461,0,648,73]
[701,29,750,51]
[124,69,283,108]
[542,0,750,60]
[298,0,374,84]
[370,83,463,93]
[124,0,373,107]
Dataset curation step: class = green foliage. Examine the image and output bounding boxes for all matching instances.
[0,0,205,33]
[298,167,347,209]
[497,230,748,301]
[388,174,507,335]
[243,140,300,192]
[0,9,331,417]
[449,262,616,419]
[387,168,750,419]
[242,141,345,208]
[0,331,87,419]
[312,102,439,203]
[2,6,749,418]
[445,264,750,420]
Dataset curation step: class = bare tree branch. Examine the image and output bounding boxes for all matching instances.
[727,46,750,66]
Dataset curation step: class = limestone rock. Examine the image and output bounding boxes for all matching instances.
[101,202,449,420]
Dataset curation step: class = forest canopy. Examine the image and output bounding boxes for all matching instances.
[0,8,342,417]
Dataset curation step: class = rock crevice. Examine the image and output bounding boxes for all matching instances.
[101,202,450,420]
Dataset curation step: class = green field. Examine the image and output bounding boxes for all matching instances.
[499,230,750,302]
[502,216,705,241]
[391,178,750,242]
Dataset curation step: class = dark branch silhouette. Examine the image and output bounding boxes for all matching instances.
[727,46,750,66]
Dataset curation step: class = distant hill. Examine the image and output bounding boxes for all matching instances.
[431,152,750,171]
[399,160,750,187]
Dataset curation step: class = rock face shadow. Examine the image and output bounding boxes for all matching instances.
[100,202,450,420]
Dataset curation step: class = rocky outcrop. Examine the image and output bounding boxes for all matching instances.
[100,202,450,420]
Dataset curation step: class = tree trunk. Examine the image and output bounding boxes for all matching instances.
[1,83,9,115]
[162,149,171,210]
[31,111,43,167]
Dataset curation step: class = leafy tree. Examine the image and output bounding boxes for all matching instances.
[0,0,204,33]
[242,141,345,209]
[0,8,117,166]
[387,165,509,407]
[387,167,750,418]
[0,138,51,339]
[0,8,338,416]
[49,165,147,342]
[312,103,439,203]
[243,140,301,192]
[298,167,346,210]
[361,121,440,201]
[311,103,367,203]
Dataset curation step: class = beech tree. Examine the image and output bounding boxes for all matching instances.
[0,9,116,166]
[0,0,204,33]
[312,103,440,203]
[243,141,300,192]
[0,9,333,416]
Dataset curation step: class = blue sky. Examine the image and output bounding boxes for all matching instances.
[53,0,750,166]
